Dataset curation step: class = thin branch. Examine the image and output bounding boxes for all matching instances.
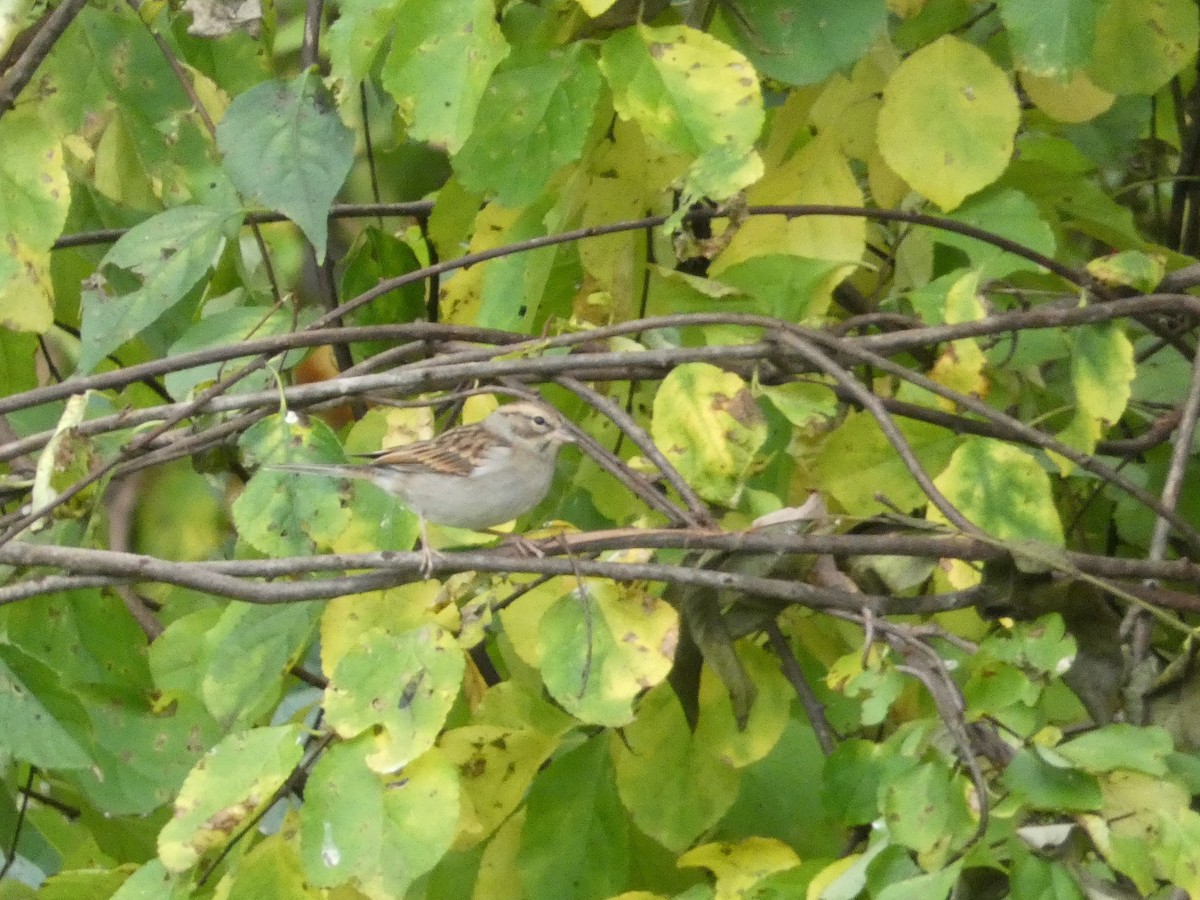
[0,0,89,115]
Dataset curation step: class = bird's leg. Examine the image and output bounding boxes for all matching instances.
[416,517,445,579]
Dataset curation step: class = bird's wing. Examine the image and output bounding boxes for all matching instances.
[360,423,503,477]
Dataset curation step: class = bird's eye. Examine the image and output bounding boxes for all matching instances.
[533,415,548,426]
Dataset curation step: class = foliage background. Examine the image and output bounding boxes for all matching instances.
[1,0,1200,897]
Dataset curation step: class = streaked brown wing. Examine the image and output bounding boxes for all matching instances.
[356,423,499,477]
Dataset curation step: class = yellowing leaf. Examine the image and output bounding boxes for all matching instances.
[678,837,800,899]
[599,24,764,203]
[651,363,767,506]
[380,0,509,153]
[1022,69,1114,123]
[324,624,465,773]
[878,35,1019,210]
[537,580,678,727]
[1055,322,1135,468]
[612,686,739,851]
[157,724,305,872]
[714,134,866,273]
[931,438,1066,566]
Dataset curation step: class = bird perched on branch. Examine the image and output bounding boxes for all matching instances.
[272,401,575,577]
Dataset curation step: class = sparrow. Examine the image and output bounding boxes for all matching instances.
[272,401,575,577]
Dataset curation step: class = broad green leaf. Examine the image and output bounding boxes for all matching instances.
[1086,250,1166,293]
[217,71,354,259]
[998,0,1102,76]
[440,725,559,847]
[77,204,237,373]
[1001,747,1102,810]
[232,413,361,557]
[0,107,67,333]
[380,0,509,153]
[875,860,963,900]
[880,760,974,867]
[37,869,134,899]
[157,724,305,872]
[201,602,321,727]
[165,304,318,398]
[109,860,187,900]
[300,740,460,894]
[517,737,631,900]
[811,411,959,517]
[823,740,888,826]
[1057,724,1172,775]
[878,35,1020,210]
[326,0,403,84]
[826,647,906,727]
[941,188,1057,279]
[724,0,887,87]
[0,589,151,690]
[714,255,848,321]
[324,623,465,772]
[1008,852,1085,900]
[1056,322,1135,462]
[599,24,764,203]
[651,363,767,506]
[537,580,677,727]
[73,694,220,816]
[0,645,91,769]
[340,228,426,361]
[612,685,739,852]
[0,329,38,396]
[931,438,1065,559]
[455,44,602,207]
[1087,0,1198,95]
[221,834,319,899]
[1155,808,1200,896]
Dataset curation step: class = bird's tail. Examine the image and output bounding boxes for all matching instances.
[267,463,368,481]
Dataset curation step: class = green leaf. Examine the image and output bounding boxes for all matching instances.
[517,736,631,900]
[109,860,187,900]
[0,107,68,334]
[537,581,678,727]
[1086,250,1166,292]
[0,645,92,769]
[325,0,402,84]
[822,740,887,826]
[880,760,975,866]
[1087,0,1198,95]
[165,304,318,398]
[613,685,739,852]
[1057,724,1172,775]
[1008,852,1085,900]
[221,834,319,900]
[998,0,1103,76]
[724,0,887,87]
[380,0,509,153]
[157,724,306,872]
[232,413,358,557]
[299,740,460,894]
[878,35,1020,210]
[217,72,354,260]
[455,44,602,207]
[78,205,238,373]
[200,602,321,727]
[599,24,764,202]
[73,693,220,816]
[651,362,767,506]
[1056,322,1135,460]
[875,863,962,900]
[324,623,465,772]
[1001,747,1102,810]
[941,188,1057,279]
[812,412,959,518]
[931,437,1066,560]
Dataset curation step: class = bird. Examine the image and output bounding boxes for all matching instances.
[270,401,575,577]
